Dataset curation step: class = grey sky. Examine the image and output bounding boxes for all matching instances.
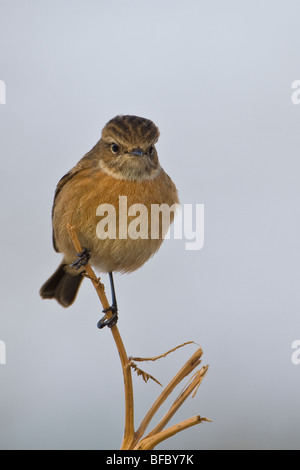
[0,0,300,450]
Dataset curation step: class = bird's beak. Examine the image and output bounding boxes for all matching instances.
[130,148,144,157]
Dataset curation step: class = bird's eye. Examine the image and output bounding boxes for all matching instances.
[111,143,120,154]
[149,145,154,155]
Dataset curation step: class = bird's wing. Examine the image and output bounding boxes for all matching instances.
[51,149,100,252]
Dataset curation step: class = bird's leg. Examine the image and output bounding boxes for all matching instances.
[97,272,119,329]
[70,247,91,270]
[108,271,118,313]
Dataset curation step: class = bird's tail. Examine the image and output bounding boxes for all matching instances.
[40,262,83,308]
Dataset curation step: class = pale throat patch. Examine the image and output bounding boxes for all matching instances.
[98,159,162,182]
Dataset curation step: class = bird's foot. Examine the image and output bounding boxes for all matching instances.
[70,248,91,270]
[97,305,118,329]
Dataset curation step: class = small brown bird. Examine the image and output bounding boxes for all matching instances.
[40,115,179,327]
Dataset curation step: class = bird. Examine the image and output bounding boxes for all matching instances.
[40,115,179,327]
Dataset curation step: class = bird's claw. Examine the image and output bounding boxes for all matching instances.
[97,305,118,329]
[70,248,91,270]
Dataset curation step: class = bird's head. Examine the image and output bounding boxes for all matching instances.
[98,115,161,181]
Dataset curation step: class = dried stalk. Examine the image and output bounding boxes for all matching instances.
[67,224,135,448]
[67,224,210,450]
[129,362,163,387]
[129,341,196,362]
[144,366,210,439]
[133,347,204,446]
[134,416,209,450]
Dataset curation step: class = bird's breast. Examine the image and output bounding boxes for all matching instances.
[53,168,179,273]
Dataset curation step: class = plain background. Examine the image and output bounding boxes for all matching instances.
[1,0,300,450]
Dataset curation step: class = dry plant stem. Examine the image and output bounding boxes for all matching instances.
[145,365,209,439]
[129,362,163,387]
[66,224,135,448]
[130,341,196,362]
[67,224,209,450]
[134,416,206,450]
[133,347,203,446]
